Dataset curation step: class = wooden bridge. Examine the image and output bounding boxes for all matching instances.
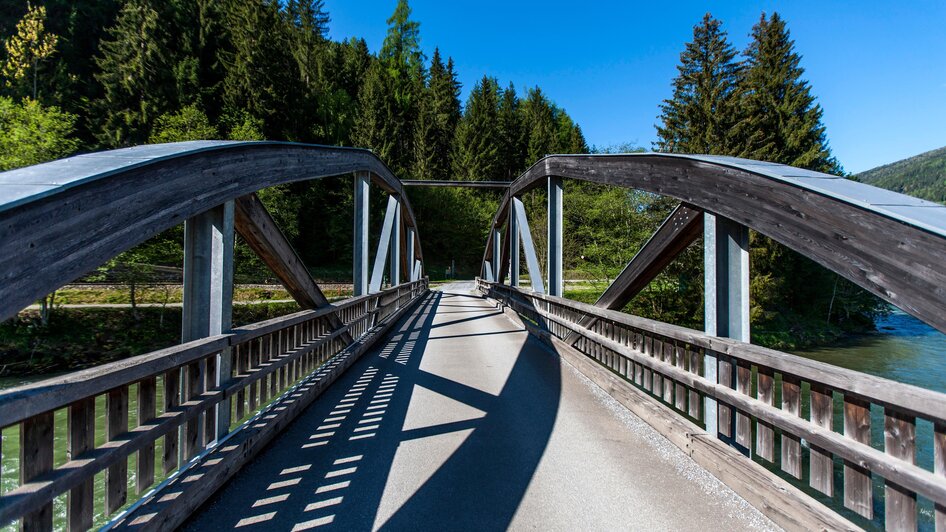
[0,141,945,531]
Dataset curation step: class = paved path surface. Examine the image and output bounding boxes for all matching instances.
[183,283,777,531]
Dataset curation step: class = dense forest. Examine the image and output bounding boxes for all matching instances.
[0,1,884,349]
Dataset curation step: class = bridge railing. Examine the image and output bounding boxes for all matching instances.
[478,279,946,531]
[0,279,427,531]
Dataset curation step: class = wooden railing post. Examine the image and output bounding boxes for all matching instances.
[182,200,234,446]
[547,176,563,297]
[703,213,749,438]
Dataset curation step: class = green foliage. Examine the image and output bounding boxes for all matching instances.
[148,104,218,143]
[2,2,58,100]
[856,146,946,203]
[453,76,502,181]
[94,0,179,146]
[655,14,742,154]
[413,49,460,180]
[0,96,77,170]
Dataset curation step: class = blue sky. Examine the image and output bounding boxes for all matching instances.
[325,1,946,173]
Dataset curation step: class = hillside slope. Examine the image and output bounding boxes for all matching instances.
[856,146,946,203]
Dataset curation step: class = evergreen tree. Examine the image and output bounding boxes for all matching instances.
[221,0,295,140]
[655,13,742,154]
[413,49,461,180]
[497,83,526,180]
[353,0,424,177]
[453,76,502,182]
[736,12,840,173]
[522,87,557,165]
[94,0,177,146]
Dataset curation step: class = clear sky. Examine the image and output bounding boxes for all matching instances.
[325,1,946,174]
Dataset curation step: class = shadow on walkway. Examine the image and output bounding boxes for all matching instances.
[183,287,561,531]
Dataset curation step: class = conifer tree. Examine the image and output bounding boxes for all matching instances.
[94,0,176,146]
[522,87,557,165]
[353,0,424,177]
[655,13,742,154]
[221,0,295,140]
[452,76,503,182]
[414,49,461,180]
[497,83,526,180]
[736,12,840,173]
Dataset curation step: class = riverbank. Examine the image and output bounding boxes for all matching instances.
[0,302,301,377]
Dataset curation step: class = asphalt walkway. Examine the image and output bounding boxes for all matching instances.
[183,282,776,531]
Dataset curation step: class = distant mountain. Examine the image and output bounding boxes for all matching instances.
[856,146,946,204]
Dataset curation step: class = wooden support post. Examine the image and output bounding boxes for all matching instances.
[492,227,502,284]
[182,201,234,445]
[370,195,399,293]
[353,171,370,296]
[389,198,401,286]
[547,176,563,297]
[703,213,749,438]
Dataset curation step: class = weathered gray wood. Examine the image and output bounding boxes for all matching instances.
[0,282,428,526]
[478,154,946,335]
[547,176,563,297]
[481,284,946,423]
[106,386,129,514]
[756,368,775,463]
[369,195,399,293]
[353,171,370,296]
[182,361,204,461]
[809,383,834,496]
[735,361,752,450]
[0,143,426,324]
[781,375,802,479]
[21,411,54,531]
[110,288,430,531]
[844,395,873,519]
[534,325,860,532]
[936,422,945,531]
[717,357,733,439]
[68,397,95,532]
[137,377,156,495]
[163,368,180,475]
[234,193,352,346]
[512,197,544,294]
[884,409,916,531]
[488,286,946,509]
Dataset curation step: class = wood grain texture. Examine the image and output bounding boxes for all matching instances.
[480,154,946,335]
[106,386,129,515]
[884,410,916,531]
[756,368,775,463]
[21,411,54,531]
[809,384,834,497]
[484,283,946,510]
[137,377,156,495]
[781,375,802,479]
[0,142,426,323]
[68,397,95,532]
[843,395,872,519]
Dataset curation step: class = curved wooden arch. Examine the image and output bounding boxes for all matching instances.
[0,141,426,321]
[482,153,946,334]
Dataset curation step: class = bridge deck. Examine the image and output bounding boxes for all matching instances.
[183,283,775,531]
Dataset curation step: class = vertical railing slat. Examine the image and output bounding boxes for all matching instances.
[163,368,180,474]
[735,361,752,450]
[936,421,945,532]
[884,409,916,531]
[21,411,54,531]
[182,360,204,461]
[68,397,95,532]
[136,377,156,494]
[809,383,834,496]
[755,367,775,463]
[105,386,128,514]
[843,395,873,519]
[718,356,733,439]
[687,348,701,421]
[780,375,802,479]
